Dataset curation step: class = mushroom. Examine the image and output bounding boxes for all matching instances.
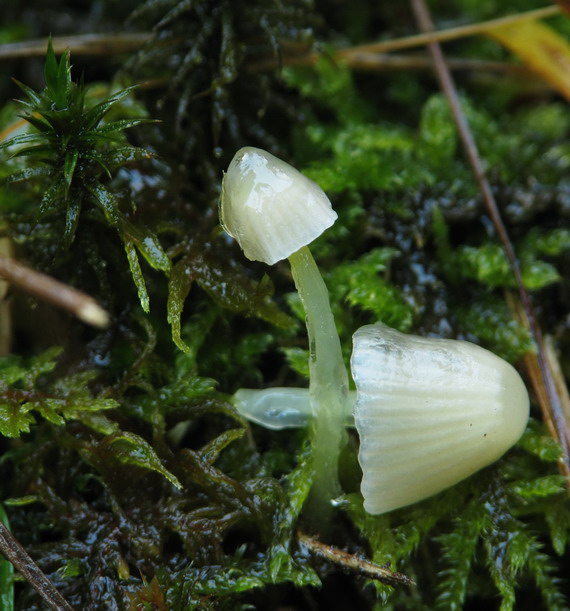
[220,147,351,504]
[351,323,529,515]
[233,322,529,515]
[221,147,530,516]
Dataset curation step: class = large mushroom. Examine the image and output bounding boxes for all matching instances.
[350,323,529,514]
[233,323,529,514]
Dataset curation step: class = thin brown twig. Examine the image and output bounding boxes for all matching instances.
[337,4,560,58]
[0,239,13,355]
[248,51,534,75]
[0,521,73,611]
[409,0,570,483]
[545,335,570,433]
[506,292,570,482]
[297,530,415,587]
[0,256,109,328]
[0,33,153,59]
[0,7,559,70]
[248,4,561,72]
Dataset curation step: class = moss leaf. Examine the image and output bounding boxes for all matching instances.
[102,431,182,489]
[0,401,35,438]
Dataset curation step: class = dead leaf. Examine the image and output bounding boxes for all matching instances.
[487,19,570,101]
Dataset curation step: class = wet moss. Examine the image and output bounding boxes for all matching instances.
[1,0,570,609]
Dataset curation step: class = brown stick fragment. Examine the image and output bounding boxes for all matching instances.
[248,51,534,76]
[410,0,570,484]
[0,33,153,59]
[0,521,73,611]
[545,335,570,430]
[297,530,415,588]
[251,5,561,71]
[0,255,109,328]
[340,5,560,58]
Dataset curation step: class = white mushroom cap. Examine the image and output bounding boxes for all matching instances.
[219,147,337,265]
[351,323,530,515]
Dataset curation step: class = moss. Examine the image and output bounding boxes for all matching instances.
[0,1,569,609]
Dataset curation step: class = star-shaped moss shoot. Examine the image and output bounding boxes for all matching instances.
[220,146,351,512]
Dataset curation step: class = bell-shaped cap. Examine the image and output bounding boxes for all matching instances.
[351,323,529,515]
[220,147,337,265]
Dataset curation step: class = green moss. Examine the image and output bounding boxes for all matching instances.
[1,1,569,609]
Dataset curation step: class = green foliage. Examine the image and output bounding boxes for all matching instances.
[328,248,414,334]
[0,39,168,312]
[84,431,182,489]
[267,441,318,585]
[167,244,292,353]
[435,460,567,611]
[282,346,310,379]
[128,0,314,156]
[455,243,563,290]
[164,440,319,609]
[456,296,534,362]
[0,347,118,437]
[2,2,570,610]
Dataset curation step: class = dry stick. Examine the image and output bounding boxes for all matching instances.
[297,531,414,588]
[0,7,559,66]
[0,256,109,328]
[338,4,560,58]
[409,0,570,482]
[258,4,562,71]
[545,335,570,429]
[0,521,73,611]
[330,54,529,74]
[0,33,153,59]
[248,50,534,76]
[505,292,566,463]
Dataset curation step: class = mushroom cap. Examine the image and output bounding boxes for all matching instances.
[220,147,337,265]
[351,323,529,515]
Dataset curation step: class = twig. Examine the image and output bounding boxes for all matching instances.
[0,256,109,328]
[1,7,559,70]
[327,54,530,74]
[337,5,560,58]
[410,0,570,483]
[250,5,561,71]
[0,239,13,355]
[545,335,570,429]
[297,530,414,587]
[0,33,152,59]
[507,292,570,484]
[0,521,73,611]
[248,51,533,76]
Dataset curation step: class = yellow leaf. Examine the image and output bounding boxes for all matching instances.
[488,19,570,101]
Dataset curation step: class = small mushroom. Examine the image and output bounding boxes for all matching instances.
[220,147,351,504]
[220,146,337,265]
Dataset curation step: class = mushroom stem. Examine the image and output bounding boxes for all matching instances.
[288,245,351,505]
[233,387,356,429]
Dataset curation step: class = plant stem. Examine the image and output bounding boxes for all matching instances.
[0,521,72,611]
[0,255,109,328]
[288,246,350,515]
[297,530,415,587]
